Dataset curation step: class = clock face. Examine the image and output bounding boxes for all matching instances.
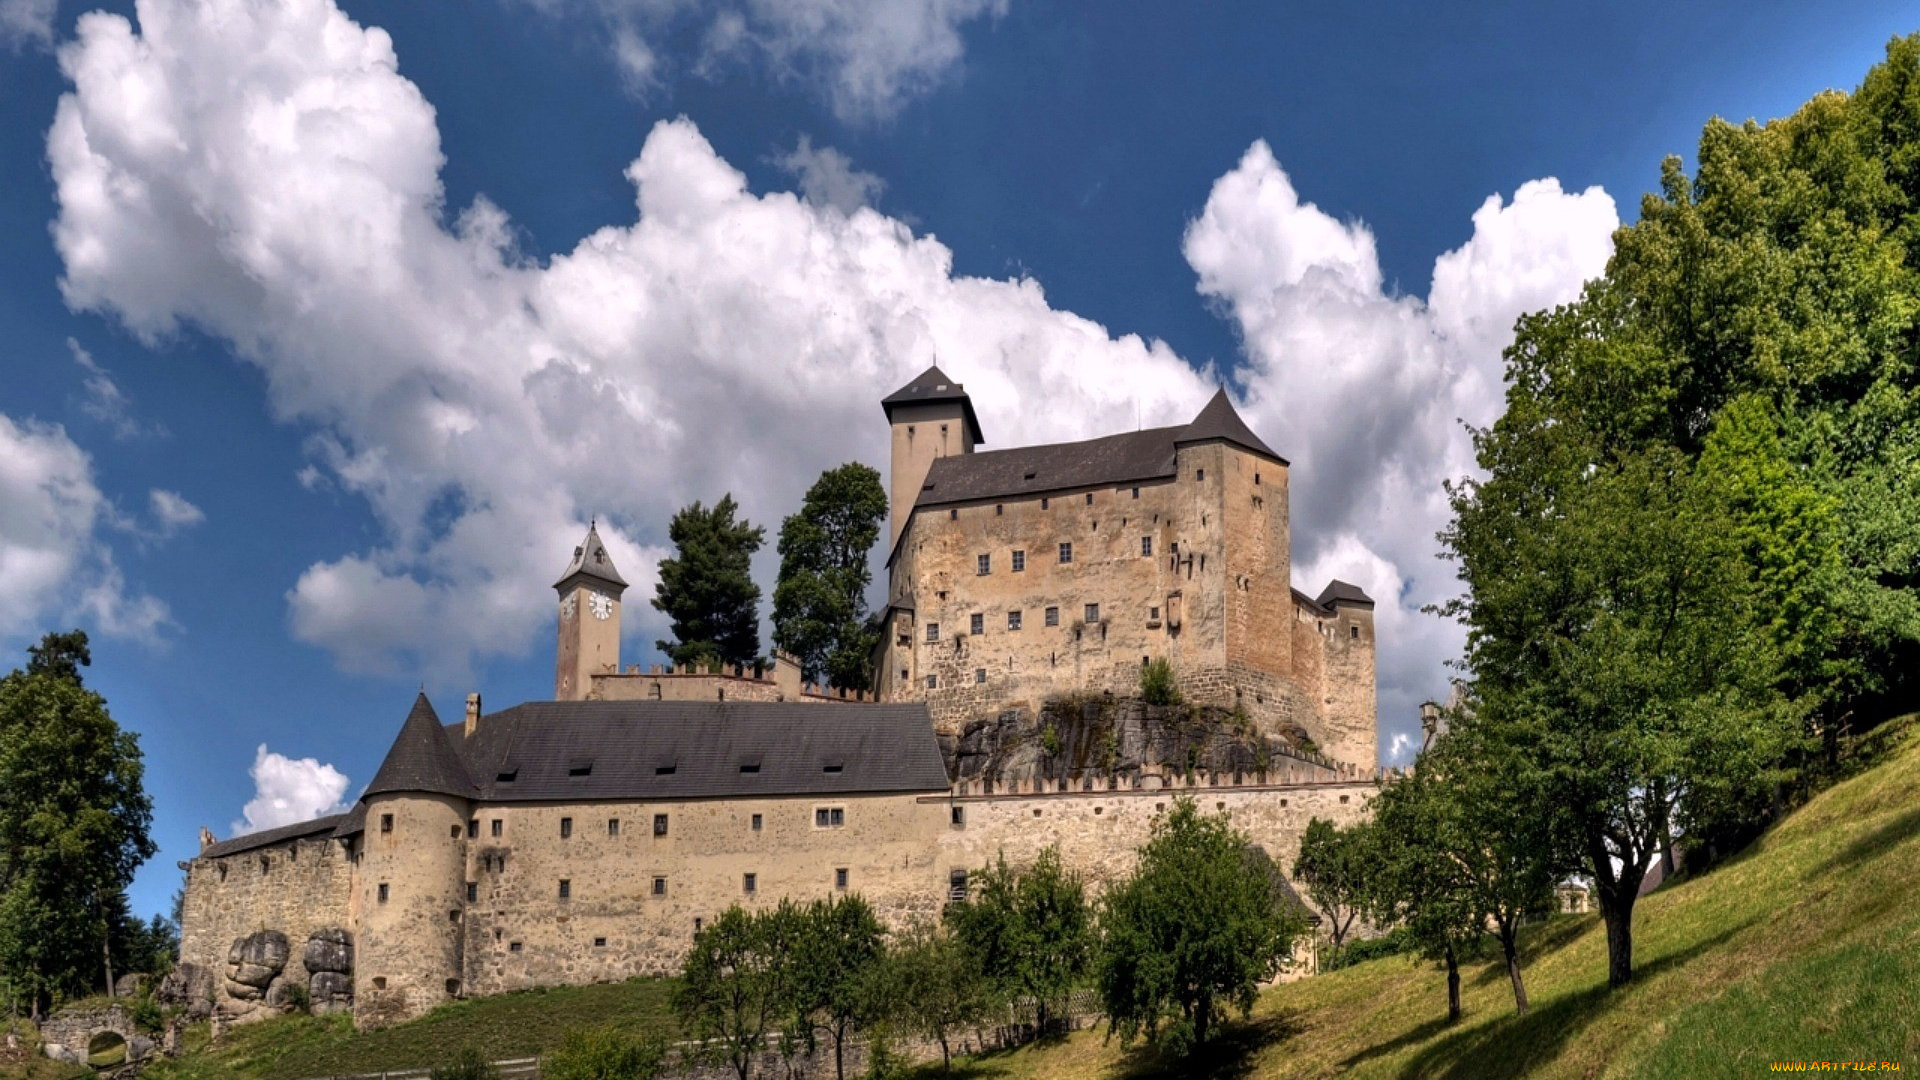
[589,592,614,621]
[559,594,577,620]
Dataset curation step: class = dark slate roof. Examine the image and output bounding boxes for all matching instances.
[1314,580,1375,609]
[1177,388,1284,462]
[363,694,479,799]
[446,700,949,801]
[200,813,347,860]
[881,365,985,446]
[331,803,367,839]
[554,523,628,593]
[910,390,1282,511]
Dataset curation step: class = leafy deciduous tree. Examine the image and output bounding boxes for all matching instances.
[1292,817,1370,967]
[945,846,1091,1036]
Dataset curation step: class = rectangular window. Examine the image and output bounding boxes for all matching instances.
[751,813,763,832]
[1007,610,1022,631]
[1141,536,1152,556]
[1041,497,1050,510]
[653,813,669,836]
[926,623,940,643]
[976,553,990,575]
[1059,542,1073,564]
[743,873,757,895]
[970,612,984,635]
[948,870,968,902]
[815,807,846,828]
[974,668,986,684]
[950,805,965,827]
[1132,487,1140,499]
[1011,549,1026,572]
[925,674,938,689]
[380,813,393,834]
[1197,469,1205,481]
[1045,606,1059,627]
[835,868,849,890]
[949,508,957,520]
[558,879,571,900]
[594,937,607,948]
[491,819,502,838]
[608,818,620,837]
[1150,606,1160,620]
[377,883,389,903]
[1085,492,1094,505]
[652,876,667,896]
[466,882,477,902]
[509,942,522,953]
[560,817,572,839]
[1085,603,1100,623]
[467,819,478,838]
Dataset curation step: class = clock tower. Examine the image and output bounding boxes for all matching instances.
[554,522,627,701]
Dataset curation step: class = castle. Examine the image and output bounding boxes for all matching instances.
[174,371,1381,1031]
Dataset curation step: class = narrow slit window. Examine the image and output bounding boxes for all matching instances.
[653,813,669,836]
[560,817,572,839]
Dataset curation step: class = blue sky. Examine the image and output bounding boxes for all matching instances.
[0,0,1911,920]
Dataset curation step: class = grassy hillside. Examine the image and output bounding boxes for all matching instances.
[915,717,1920,1079]
[11,720,1914,1080]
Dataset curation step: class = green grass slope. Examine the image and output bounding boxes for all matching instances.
[917,718,1920,1080]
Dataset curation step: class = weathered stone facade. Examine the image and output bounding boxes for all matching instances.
[874,370,1377,767]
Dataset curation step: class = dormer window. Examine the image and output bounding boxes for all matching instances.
[656,764,677,776]
[567,762,592,777]
[823,763,844,775]
[496,770,517,784]
[740,762,761,774]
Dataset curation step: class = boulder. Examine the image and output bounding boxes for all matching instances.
[43,1043,80,1066]
[233,930,290,973]
[264,979,302,1010]
[308,971,353,1013]
[127,1035,155,1062]
[303,928,354,974]
[224,978,264,1001]
[231,963,279,989]
[114,973,149,998]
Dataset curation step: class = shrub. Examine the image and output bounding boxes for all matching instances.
[429,1047,499,1080]
[1324,927,1415,970]
[1139,658,1181,706]
[1041,725,1062,757]
[128,993,164,1033]
[542,1027,669,1080]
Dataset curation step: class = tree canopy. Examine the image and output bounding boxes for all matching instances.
[0,630,157,1015]
[1291,817,1369,966]
[772,463,888,690]
[944,846,1092,1035]
[652,495,766,668]
[1096,797,1307,1056]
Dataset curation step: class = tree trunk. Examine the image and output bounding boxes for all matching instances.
[940,1036,951,1073]
[1602,895,1636,987]
[1194,989,1212,1046]
[1500,927,1529,1014]
[833,1021,845,1080]
[1443,944,1460,1023]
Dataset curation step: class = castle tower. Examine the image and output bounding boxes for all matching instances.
[354,694,475,1029]
[881,365,985,550]
[555,523,627,701]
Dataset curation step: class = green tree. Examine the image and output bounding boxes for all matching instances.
[1096,798,1306,1055]
[1291,818,1369,967]
[674,905,781,1080]
[881,918,993,1073]
[945,846,1091,1036]
[772,464,888,690]
[652,496,766,668]
[793,894,887,1080]
[1364,769,1482,1023]
[0,631,156,1016]
[1443,440,1797,987]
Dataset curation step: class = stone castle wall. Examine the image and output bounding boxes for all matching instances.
[177,832,355,1013]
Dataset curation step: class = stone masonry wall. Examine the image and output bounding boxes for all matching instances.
[179,833,354,1007]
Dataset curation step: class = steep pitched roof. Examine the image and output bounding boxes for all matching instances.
[363,693,478,799]
[1176,388,1285,463]
[909,390,1284,511]
[881,365,985,445]
[449,700,949,801]
[1314,580,1375,609]
[199,813,348,860]
[554,523,628,594]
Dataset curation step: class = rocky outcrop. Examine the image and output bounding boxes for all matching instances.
[944,697,1314,788]
[224,929,289,1001]
[304,928,355,1014]
[159,961,216,1019]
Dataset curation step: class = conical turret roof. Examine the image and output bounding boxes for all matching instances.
[1175,388,1284,463]
[554,522,628,594]
[363,693,476,799]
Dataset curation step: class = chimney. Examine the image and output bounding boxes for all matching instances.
[465,692,482,737]
[199,827,215,851]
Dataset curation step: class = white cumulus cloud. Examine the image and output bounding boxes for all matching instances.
[0,0,55,49]
[148,489,205,535]
[230,744,352,835]
[1184,141,1618,744]
[47,0,1617,754]
[0,413,174,644]
[775,135,886,214]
